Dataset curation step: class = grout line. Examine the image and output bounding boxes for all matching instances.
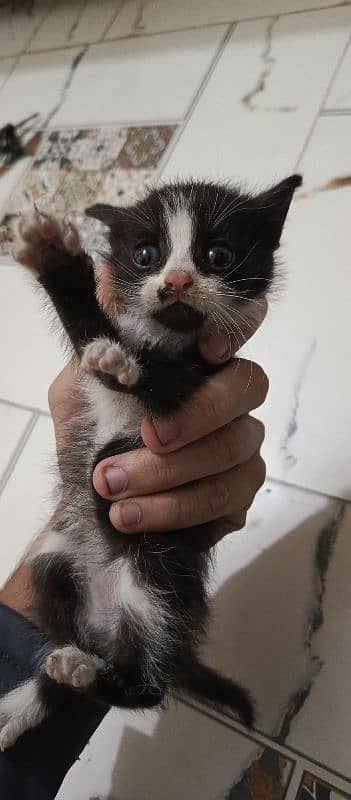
[0,397,50,417]
[23,0,56,54]
[100,0,125,42]
[0,411,40,498]
[266,474,350,504]
[158,22,235,180]
[321,107,351,115]
[0,1,349,61]
[295,30,351,169]
[178,696,351,786]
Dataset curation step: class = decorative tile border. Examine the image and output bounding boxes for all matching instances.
[297,772,351,799]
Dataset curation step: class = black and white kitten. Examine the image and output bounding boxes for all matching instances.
[0,176,301,750]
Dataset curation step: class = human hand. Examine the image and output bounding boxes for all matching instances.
[92,308,268,542]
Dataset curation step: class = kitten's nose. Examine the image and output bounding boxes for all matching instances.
[165,270,193,296]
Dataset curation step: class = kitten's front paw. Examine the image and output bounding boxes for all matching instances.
[81,339,141,386]
[14,208,81,277]
[45,646,104,689]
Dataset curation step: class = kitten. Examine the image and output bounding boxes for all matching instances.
[0,176,301,750]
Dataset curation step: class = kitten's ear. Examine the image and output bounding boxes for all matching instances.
[253,174,302,246]
[85,203,123,226]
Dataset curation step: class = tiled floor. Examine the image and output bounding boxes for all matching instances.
[0,1,350,798]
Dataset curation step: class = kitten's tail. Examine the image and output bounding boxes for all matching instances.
[176,660,254,728]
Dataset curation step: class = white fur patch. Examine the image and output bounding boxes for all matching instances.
[30,529,65,560]
[82,375,143,446]
[165,207,194,272]
[87,557,166,642]
[0,679,45,751]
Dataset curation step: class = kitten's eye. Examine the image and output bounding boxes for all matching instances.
[204,243,233,271]
[133,244,160,269]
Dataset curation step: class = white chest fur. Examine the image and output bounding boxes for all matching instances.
[83,375,144,446]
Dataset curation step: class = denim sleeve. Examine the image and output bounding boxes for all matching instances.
[0,603,107,800]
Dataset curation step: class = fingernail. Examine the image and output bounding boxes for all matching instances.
[105,467,128,495]
[152,417,179,445]
[120,502,142,528]
[207,334,231,361]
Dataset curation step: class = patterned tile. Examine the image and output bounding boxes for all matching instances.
[0,124,176,255]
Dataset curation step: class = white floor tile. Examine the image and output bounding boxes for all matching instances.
[53,26,226,126]
[0,262,65,412]
[29,0,120,51]
[0,0,49,57]
[163,7,351,185]
[0,415,55,588]
[246,115,351,499]
[325,39,351,110]
[205,482,336,733]
[0,403,31,479]
[57,698,289,800]
[105,0,351,39]
[0,47,85,130]
[288,503,351,780]
[0,57,15,92]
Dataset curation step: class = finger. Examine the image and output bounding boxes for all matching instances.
[141,359,268,453]
[109,453,266,533]
[199,300,268,364]
[48,361,82,452]
[93,416,265,500]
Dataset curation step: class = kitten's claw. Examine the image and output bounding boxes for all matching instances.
[44,646,104,689]
[13,209,82,275]
[81,339,141,386]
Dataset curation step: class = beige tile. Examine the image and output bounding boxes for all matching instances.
[163,7,351,185]
[0,403,31,479]
[325,39,351,110]
[106,0,351,38]
[0,415,55,588]
[28,0,121,51]
[54,26,226,126]
[0,262,65,412]
[28,0,87,52]
[0,0,49,57]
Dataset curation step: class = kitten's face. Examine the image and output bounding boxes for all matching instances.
[86,176,301,348]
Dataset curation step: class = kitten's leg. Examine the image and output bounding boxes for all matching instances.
[0,679,45,751]
[14,209,116,355]
[44,646,163,710]
[81,338,141,387]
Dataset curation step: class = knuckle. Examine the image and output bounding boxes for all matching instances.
[157,458,177,489]
[253,364,269,402]
[255,454,266,488]
[166,494,185,525]
[249,417,265,447]
[210,426,239,471]
[206,478,231,518]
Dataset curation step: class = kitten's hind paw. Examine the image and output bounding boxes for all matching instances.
[81,338,141,386]
[13,208,82,277]
[0,679,45,750]
[44,646,105,689]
